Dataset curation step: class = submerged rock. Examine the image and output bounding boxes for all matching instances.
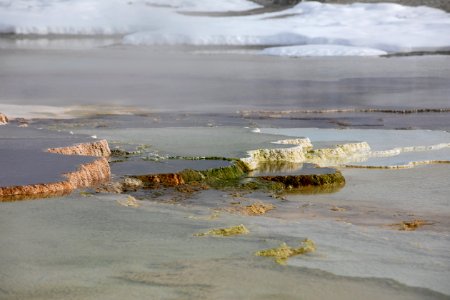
[96,177,145,193]
[255,239,316,265]
[259,170,345,189]
[117,195,140,208]
[0,112,8,125]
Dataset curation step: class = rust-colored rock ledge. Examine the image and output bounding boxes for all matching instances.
[47,139,111,157]
[0,158,110,201]
[0,112,8,125]
[0,140,111,201]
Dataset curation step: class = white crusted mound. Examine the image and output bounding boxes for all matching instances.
[241,136,372,170]
[253,128,450,169]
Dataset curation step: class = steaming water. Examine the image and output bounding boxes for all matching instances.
[1,3,449,297]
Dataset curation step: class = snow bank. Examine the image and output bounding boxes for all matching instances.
[123,2,450,53]
[0,0,260,35]
[0,0,168,35]
[144,0,261,12]
[1,1,450,54]
[261,45,387,57]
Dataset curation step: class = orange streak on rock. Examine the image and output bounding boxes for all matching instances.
[0,157,110,201]
[0,112,8,125]
[136,173,185,187]
[0,139,112,201]
[47,139,111,157]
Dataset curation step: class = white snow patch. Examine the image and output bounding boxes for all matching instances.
[261,45,387,57]
[122,2,450,53]
[1,1,450,54]
[144,0,261,12]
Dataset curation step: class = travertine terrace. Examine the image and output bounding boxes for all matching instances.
[0,140,111,201]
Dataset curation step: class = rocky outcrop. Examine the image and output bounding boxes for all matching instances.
[0,113,8,125]
[243,141,311,170]
[304,142,371,166]
[242,139,371,169]
[0,157,110,201]
[47,139,111,157]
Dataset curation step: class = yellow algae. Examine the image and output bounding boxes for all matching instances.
[194,224,249,237]
[117,195,140,208]
[256,239,316,265]
[188,210,220,221]
[244,202,275,215]
[79,191,93,197]
[389,219,433,231]
[223,202,275,216]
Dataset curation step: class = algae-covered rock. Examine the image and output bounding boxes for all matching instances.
[260,171,345,189]
[179,160,249,188]
[256,239,316,265]
[194,224,249,237]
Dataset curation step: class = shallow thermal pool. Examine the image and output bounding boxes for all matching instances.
[72,126,450,168]
[1,124,449,298]
[0,194,448,299]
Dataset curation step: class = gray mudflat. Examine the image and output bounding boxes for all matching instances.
[0,126,98,187]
